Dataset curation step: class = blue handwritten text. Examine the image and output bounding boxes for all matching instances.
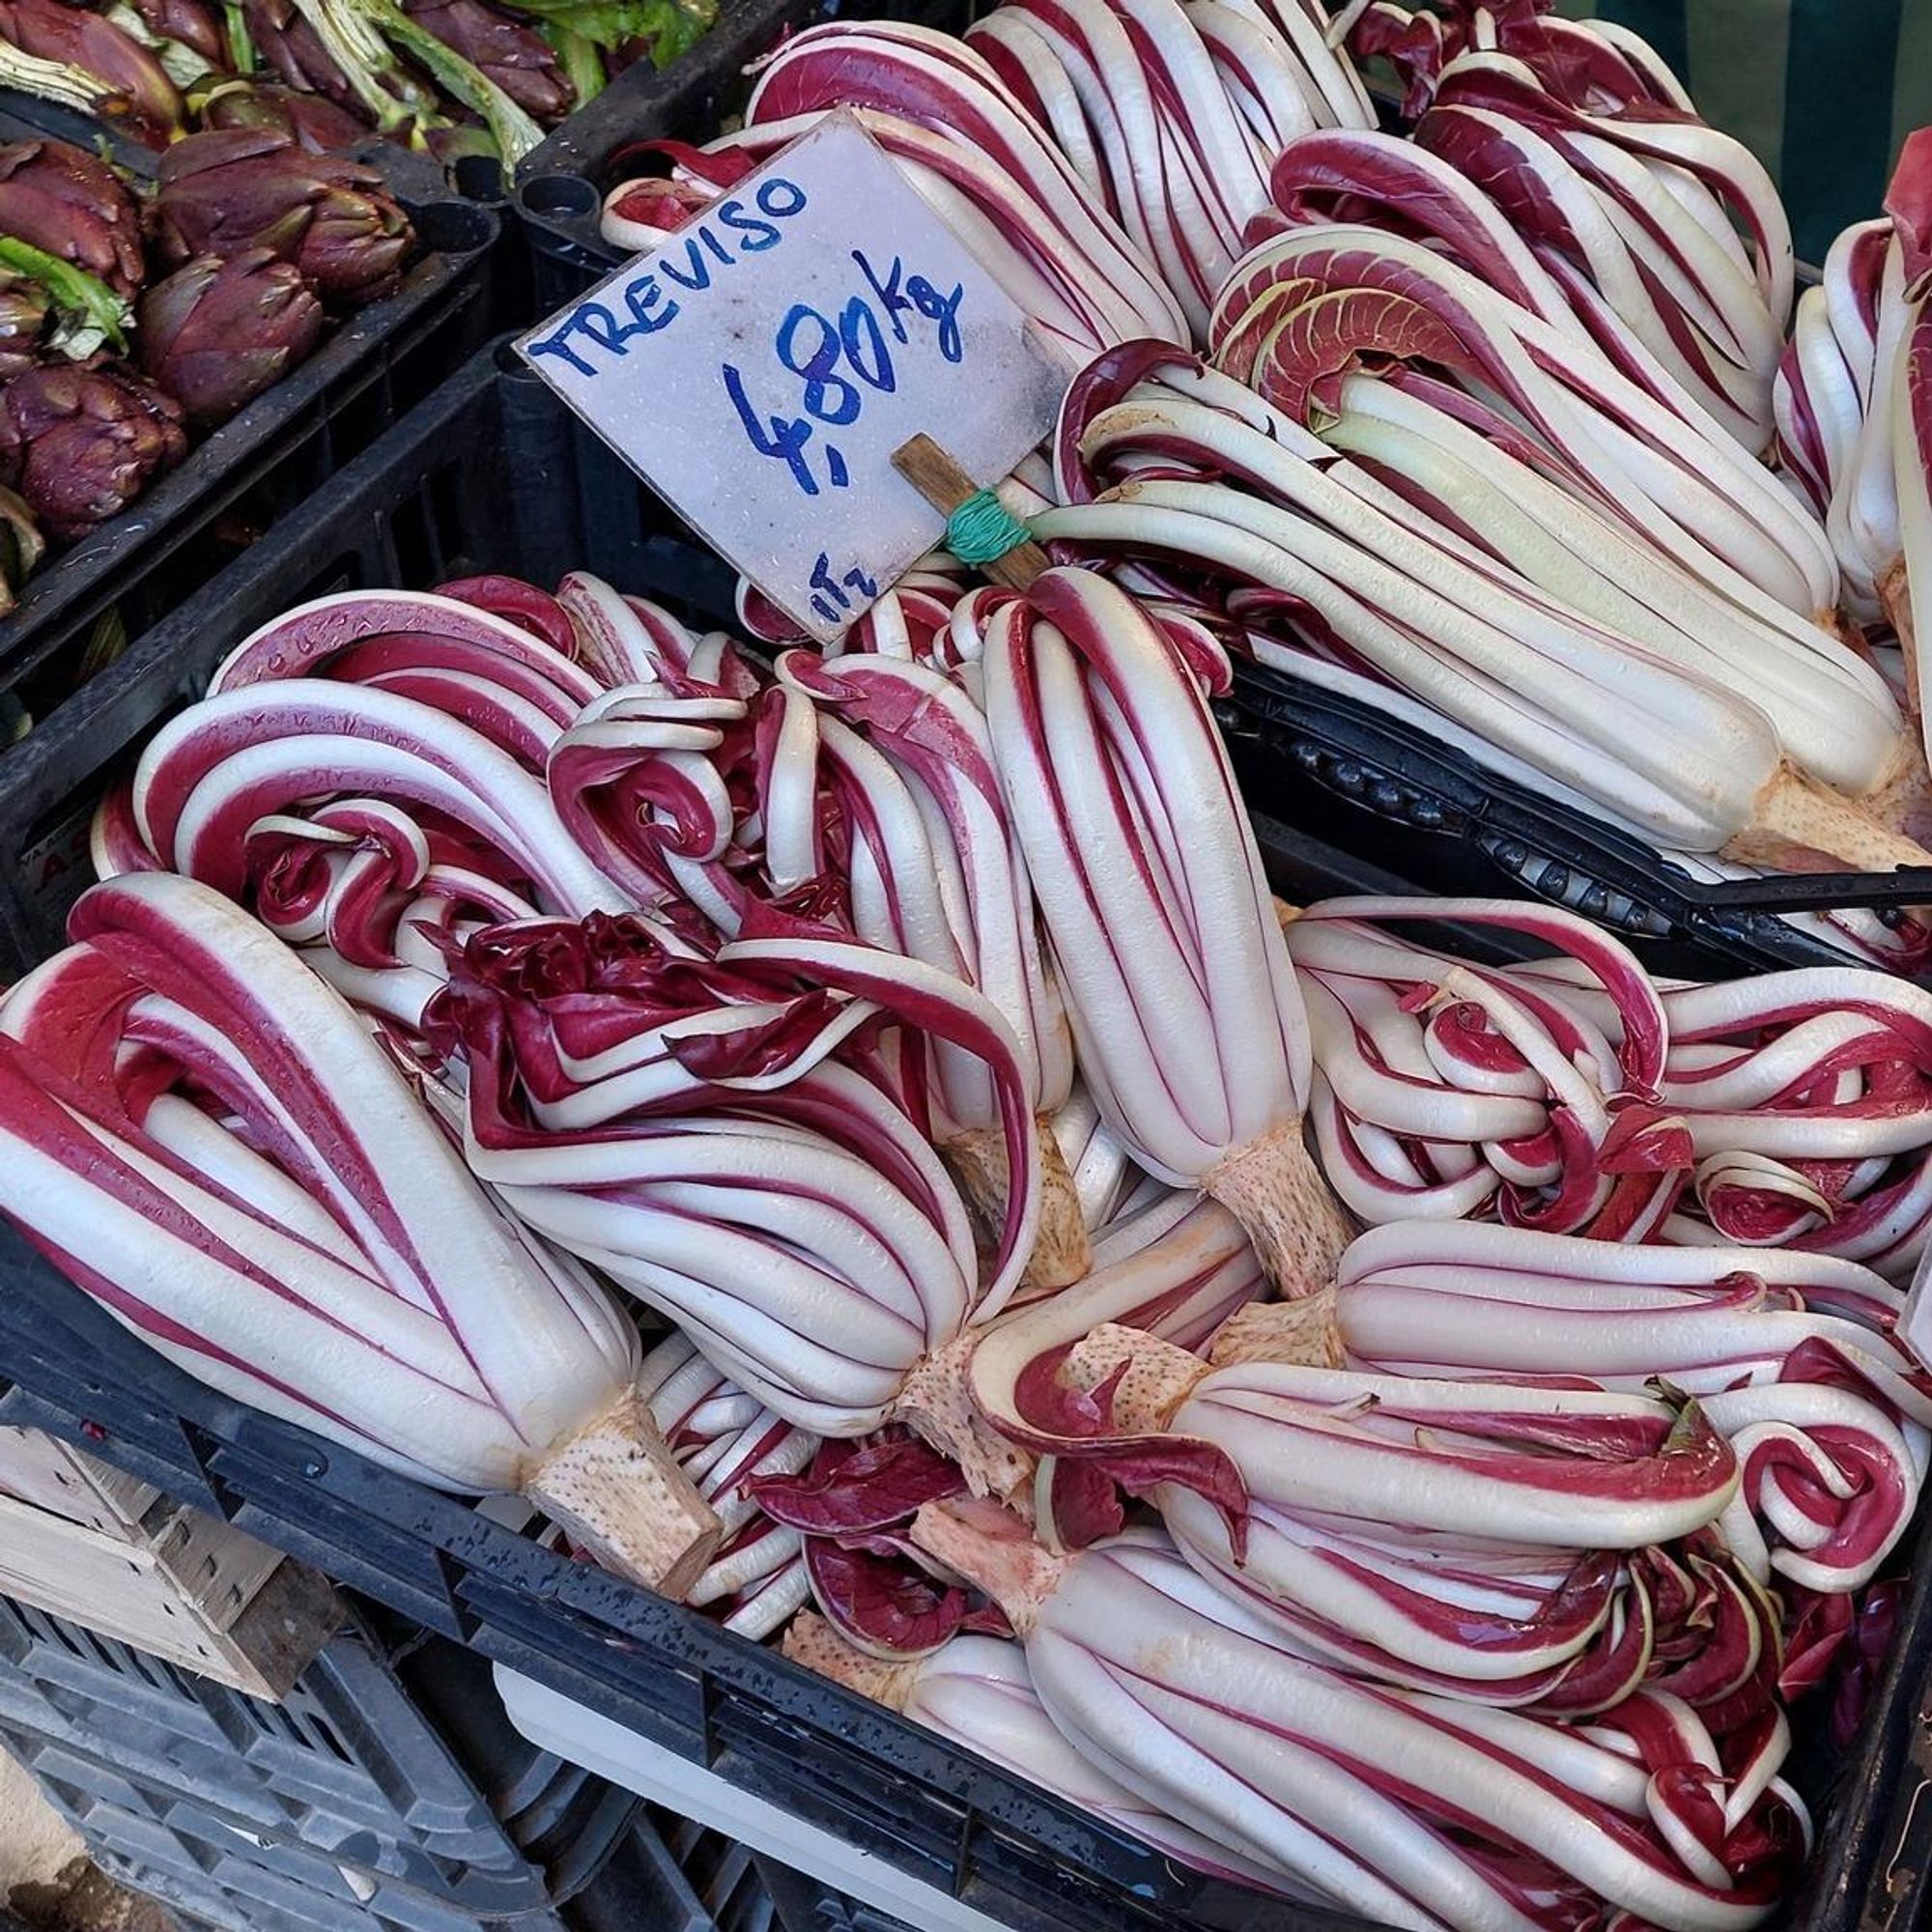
[723,248,967,497]
[524,177,810,378]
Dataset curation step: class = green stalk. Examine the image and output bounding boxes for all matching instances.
[287,0,433,133]
[343,0,545,163]
[0,240,131,359]
[546,24,606,107]
[517,0,717,66]
[654,0,717,66]
[0,43,126,118]
[223,3,256,73]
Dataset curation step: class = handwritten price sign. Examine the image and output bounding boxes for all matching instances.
[516,113,1067,642]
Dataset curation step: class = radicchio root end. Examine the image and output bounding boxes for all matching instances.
[781,1609,923,1706]
[909,1497,1068,1634]
[524,1385,724,1600]
[1727,764,1932,874]
[946,1116,1093,1292]
[1205,1293,1346,1371]
[1060,1322,1208,1433]
[1204,1122,1355,1297]
[894,1333,1038,1506]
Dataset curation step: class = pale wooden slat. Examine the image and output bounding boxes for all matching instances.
[0,1425,160,1540]
[0,1489,340,1700]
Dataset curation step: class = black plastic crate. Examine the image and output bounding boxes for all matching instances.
[0,127,500,716]
[0,912,1921,1932]
[0,94,162,176]
[21,1751,782,1932]
[0,1593,624,1913]
[575,1807,766,1932]
[0,335,1921,1932]
[2,1236,1918,1932]
[1223,657,1932,982]
[50,1789,721,1932]
[511,0,973,309]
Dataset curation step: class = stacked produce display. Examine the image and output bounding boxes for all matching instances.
[4,2,1932,1929]
[0,123,419,609]
[0,0,719,163]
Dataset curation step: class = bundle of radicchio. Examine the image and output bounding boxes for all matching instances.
[1337,1221,1932,1599]
[1283,896,1932,1280]
[965,0,1374,337]
[769,647,1085,1284]
[1039,347,1919,878]
[962,1213,1788,1723]
[977,564,1352,1294]
[756,1187,1272,1654]
[909,1516,1811,1932]
[639,1333,814,1640]
[1255,120,1782,451]
[0,871,720,1595]
[600,21,1187,360]
[784,1616,1320,1900]
[420,901,1042,1474]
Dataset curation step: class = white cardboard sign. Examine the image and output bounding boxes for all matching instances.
[516,113,1067,642]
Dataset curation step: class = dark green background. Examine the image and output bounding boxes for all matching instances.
[1557,1,1921,263]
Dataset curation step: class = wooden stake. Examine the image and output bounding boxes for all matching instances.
[892,434,1050,588]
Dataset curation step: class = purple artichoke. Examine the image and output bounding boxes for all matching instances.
[241,0,369,115]
[0,269,48,381]
[137,249,325,427]
[197,78,372,153]
[0,138,145,298]
[0,360,186,542]
[126,0,228,71]
[404,0,573,121]
[152,128,414,309]
[0,0,186,147]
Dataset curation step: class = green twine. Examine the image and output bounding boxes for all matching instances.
[946,489,1035,566]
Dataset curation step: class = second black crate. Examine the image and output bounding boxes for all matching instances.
[0,128,502,719]
[47,1787,741,1932]
[0,1593,622,1914]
